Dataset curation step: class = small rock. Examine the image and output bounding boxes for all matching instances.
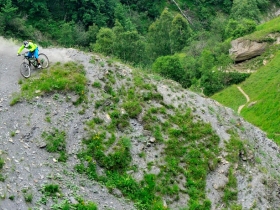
[213,184,219,190]
[112,188,123,198]
[163,200,167,208]
[70,197,78,204]
[38,142,47,149]
[149,137,156,143]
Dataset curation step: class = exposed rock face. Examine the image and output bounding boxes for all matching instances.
[229,38,267,62]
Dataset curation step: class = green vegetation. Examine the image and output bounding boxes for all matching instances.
[51,199,98,210]
[10,62,87,105]
[42,128,68,162]
[212,85,247,112]
[4,1,280,208]
[213,49,280,144]
[2,0,272,96]
[222,132,247,209]
[246,16,280,41]
[22,188,33,203]
[42,184,60,197]
[0,157,5,182]
[74,71,222,209]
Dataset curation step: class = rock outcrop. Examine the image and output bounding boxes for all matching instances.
[229,38,267,62]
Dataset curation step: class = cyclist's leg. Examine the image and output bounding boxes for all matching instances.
[27,51,33,58]
[27,51,33,65]
[34,48,40,65]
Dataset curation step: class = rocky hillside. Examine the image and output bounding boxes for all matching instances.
[0,37,280,210]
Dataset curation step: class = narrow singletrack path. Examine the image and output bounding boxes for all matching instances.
[237,86,250,114]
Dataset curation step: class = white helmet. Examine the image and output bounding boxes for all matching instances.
[23,40,29,48]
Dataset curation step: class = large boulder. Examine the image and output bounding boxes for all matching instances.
[229,38,267,62]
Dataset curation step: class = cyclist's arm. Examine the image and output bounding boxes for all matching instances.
[17,45,24,54]
[29,42,37,52]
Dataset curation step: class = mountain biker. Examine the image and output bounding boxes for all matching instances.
[17,40,42,69]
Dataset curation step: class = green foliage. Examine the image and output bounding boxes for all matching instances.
[214,48,280,144]
[0,157,5,182]
[152,54,192,88]
[58,22,75,47]
[170,14,193,53]
[245,16,280,41]
[123,101,142,118]
[13,62,87,105]
[225,18,257,39]
[223,167,238,206]
[52,200,98,210]
[230,0,261,21]
[0,0,17,24]
[94,27,116,55]
[212,85,247,112]
[42,184,60,197]
[147,8,173,61]
[113,29,146,64]
[0,158,4,170]
[42,128,68,162]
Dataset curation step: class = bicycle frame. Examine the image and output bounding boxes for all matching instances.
[23,52,38,67]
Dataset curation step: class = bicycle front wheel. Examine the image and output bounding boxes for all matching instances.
[38,53,49,69]
[20,62,31,78]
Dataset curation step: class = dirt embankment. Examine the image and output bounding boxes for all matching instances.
[0,37,280,209]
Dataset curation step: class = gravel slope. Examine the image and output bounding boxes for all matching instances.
[0,37,135,210]
[0,37,279,209]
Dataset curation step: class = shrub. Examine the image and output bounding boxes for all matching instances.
[152,55,191,88]
[123,101,142,118]
[225,19,257,39]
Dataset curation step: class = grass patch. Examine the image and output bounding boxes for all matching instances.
[11,62,87,105]
[51,199,98,210]
[42,128,68,162]
[76,104,221,209]
[212,85,247,112]
[245,16,280,41]
[42,184,60,197]
[22,188,33,203]
[0,157,5,182]
[212,49,280,145]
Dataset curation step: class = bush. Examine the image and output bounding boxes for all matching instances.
[123,101,142,118]
[225,19,257,39]
[152,55,192,88]
[223,72,250,86]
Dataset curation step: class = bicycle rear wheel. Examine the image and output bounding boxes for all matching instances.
[38,53,49,69]
[20,62,31,78]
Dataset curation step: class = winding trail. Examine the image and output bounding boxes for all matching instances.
[237,86,250,114]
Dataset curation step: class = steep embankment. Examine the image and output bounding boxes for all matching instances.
[0,37,280,209]
[0,37,135,210]
[213,15,280,145]
[213,49,280,145]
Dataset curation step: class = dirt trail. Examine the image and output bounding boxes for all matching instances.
[237,86,250,114]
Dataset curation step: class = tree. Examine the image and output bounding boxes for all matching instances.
[224,19,256,39]
[152,54,191,88]
[114,3,135,31]
[170,14,192,53]
[87,24,99,45]
[58,22,75,47]
[94,27,116,55]
[230,0,261,21]
[113,30,146,64]
[147,8,173,62]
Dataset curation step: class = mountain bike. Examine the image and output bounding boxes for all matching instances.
[19,52,49,78]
